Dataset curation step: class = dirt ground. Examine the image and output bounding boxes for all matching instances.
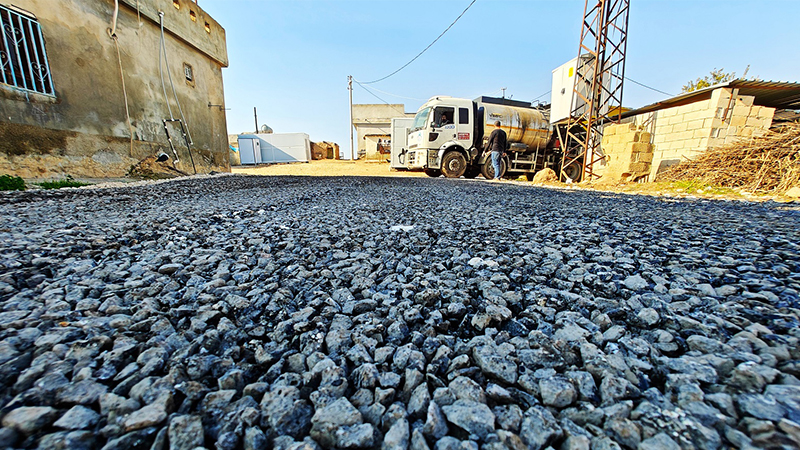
[231,159,427,178]
[230,159,800,203]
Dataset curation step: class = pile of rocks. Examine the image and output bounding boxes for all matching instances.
[0,175,798,450]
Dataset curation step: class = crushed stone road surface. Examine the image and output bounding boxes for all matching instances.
[1,175,799,450]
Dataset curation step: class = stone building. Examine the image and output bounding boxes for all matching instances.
[608,80,800,181]
[352,104,414,160]
[0,0,229,178]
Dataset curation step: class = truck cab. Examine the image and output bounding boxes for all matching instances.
[406,97,478,178]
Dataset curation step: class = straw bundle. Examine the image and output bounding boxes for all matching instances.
[657,123,800,193]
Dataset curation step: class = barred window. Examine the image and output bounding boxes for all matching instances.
[0,5,55,96]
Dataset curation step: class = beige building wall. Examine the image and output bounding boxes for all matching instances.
[0,0,229,178]
[624,88,775,181]
[352,104,413,160]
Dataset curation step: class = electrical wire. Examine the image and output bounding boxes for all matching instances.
[107,0,133,156]
[354,82,427,101]
[112,36,134,157]
[109,0,119,37]
[532,90,551,102]
[158,13,174,120]
[360,0,477,84]
[353,80,409,117]
[625,76,673,97]
[159,14,194,146]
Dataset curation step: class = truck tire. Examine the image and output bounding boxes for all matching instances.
[424,169,442,177]
[481,158,506,180]
[441,152,467,178]
[562,163,583,182]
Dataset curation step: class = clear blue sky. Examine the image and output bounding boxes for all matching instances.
[199,0,800,157]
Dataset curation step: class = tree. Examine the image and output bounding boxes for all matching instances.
[681,68,736,93]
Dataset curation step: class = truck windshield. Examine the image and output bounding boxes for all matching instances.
[411,107,431,131]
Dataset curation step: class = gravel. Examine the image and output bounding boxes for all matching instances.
[0,174,799,449]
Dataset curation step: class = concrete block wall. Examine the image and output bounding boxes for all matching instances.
[626,88,775,181]
[600,123,654,182]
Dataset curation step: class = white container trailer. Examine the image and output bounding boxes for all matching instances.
[390,117,415,169]
[237,133,311,164]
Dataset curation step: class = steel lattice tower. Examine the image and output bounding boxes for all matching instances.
[561,0,630,182]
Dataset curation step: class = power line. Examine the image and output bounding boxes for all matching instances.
[353,80,409,116]
[354,83,428,101]
[360,0,477,85]
[532,90,551,102]
[625,76,673,97]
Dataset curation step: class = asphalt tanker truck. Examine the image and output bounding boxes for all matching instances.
[402,95,583,180]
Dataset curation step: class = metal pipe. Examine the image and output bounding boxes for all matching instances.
[33,19,54,94]
[26,19,43,92]
[14,14,32,91]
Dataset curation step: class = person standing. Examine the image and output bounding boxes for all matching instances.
[486,121,507,180]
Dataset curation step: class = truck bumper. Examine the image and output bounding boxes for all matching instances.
[407,149,439,170]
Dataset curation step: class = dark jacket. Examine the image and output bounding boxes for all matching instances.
[487,127,507,153]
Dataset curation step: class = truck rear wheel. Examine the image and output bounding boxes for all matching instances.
[441,152,467,178]
[481,158,506,180]
[424,169,442,177]
[562,163,583,182]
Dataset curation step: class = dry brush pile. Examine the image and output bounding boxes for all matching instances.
[657,122,800,194]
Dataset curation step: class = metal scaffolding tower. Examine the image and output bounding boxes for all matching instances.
[561,0,630,182]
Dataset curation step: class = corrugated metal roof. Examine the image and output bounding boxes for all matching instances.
[621,79,800,119]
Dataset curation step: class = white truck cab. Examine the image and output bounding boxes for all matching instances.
[406,97,476,177]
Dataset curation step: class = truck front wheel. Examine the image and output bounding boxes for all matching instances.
[481,157,506,180]
[441,152,467,178]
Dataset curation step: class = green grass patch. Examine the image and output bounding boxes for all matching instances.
[0,174,26,191]
[36,175,92,190]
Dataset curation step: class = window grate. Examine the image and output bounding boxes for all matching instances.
[0,5,54,96]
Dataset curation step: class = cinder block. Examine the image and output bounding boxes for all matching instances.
[708,137,724,148]
[687,138,704,150]
[653,134,667,144]
[739,127,753,137]
[685,110,711,121]
[629,142,652,154]
[730,116,747,127]
[672,122,689,133]
[692,129,710,139]
[686,119,705,130]
[635,152,654,163]
[698,138,710,150]
[694,99,711,110]
[746,117,766,128]
[732,105,751,117]
[703,118,720,128]
[629,162,650,173]
[758,107,775,122]
[737,95,754,107]
[661,107,679,118]
[711,88,732,105]
[678,130,695,141]
[638,131,653,143]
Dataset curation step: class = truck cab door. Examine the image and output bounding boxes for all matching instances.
[430,107,456,149]
[456,106,472,150]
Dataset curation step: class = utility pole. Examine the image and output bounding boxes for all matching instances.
[348,75,354,160]
[501,87,507,99]
[253,107,258,134]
